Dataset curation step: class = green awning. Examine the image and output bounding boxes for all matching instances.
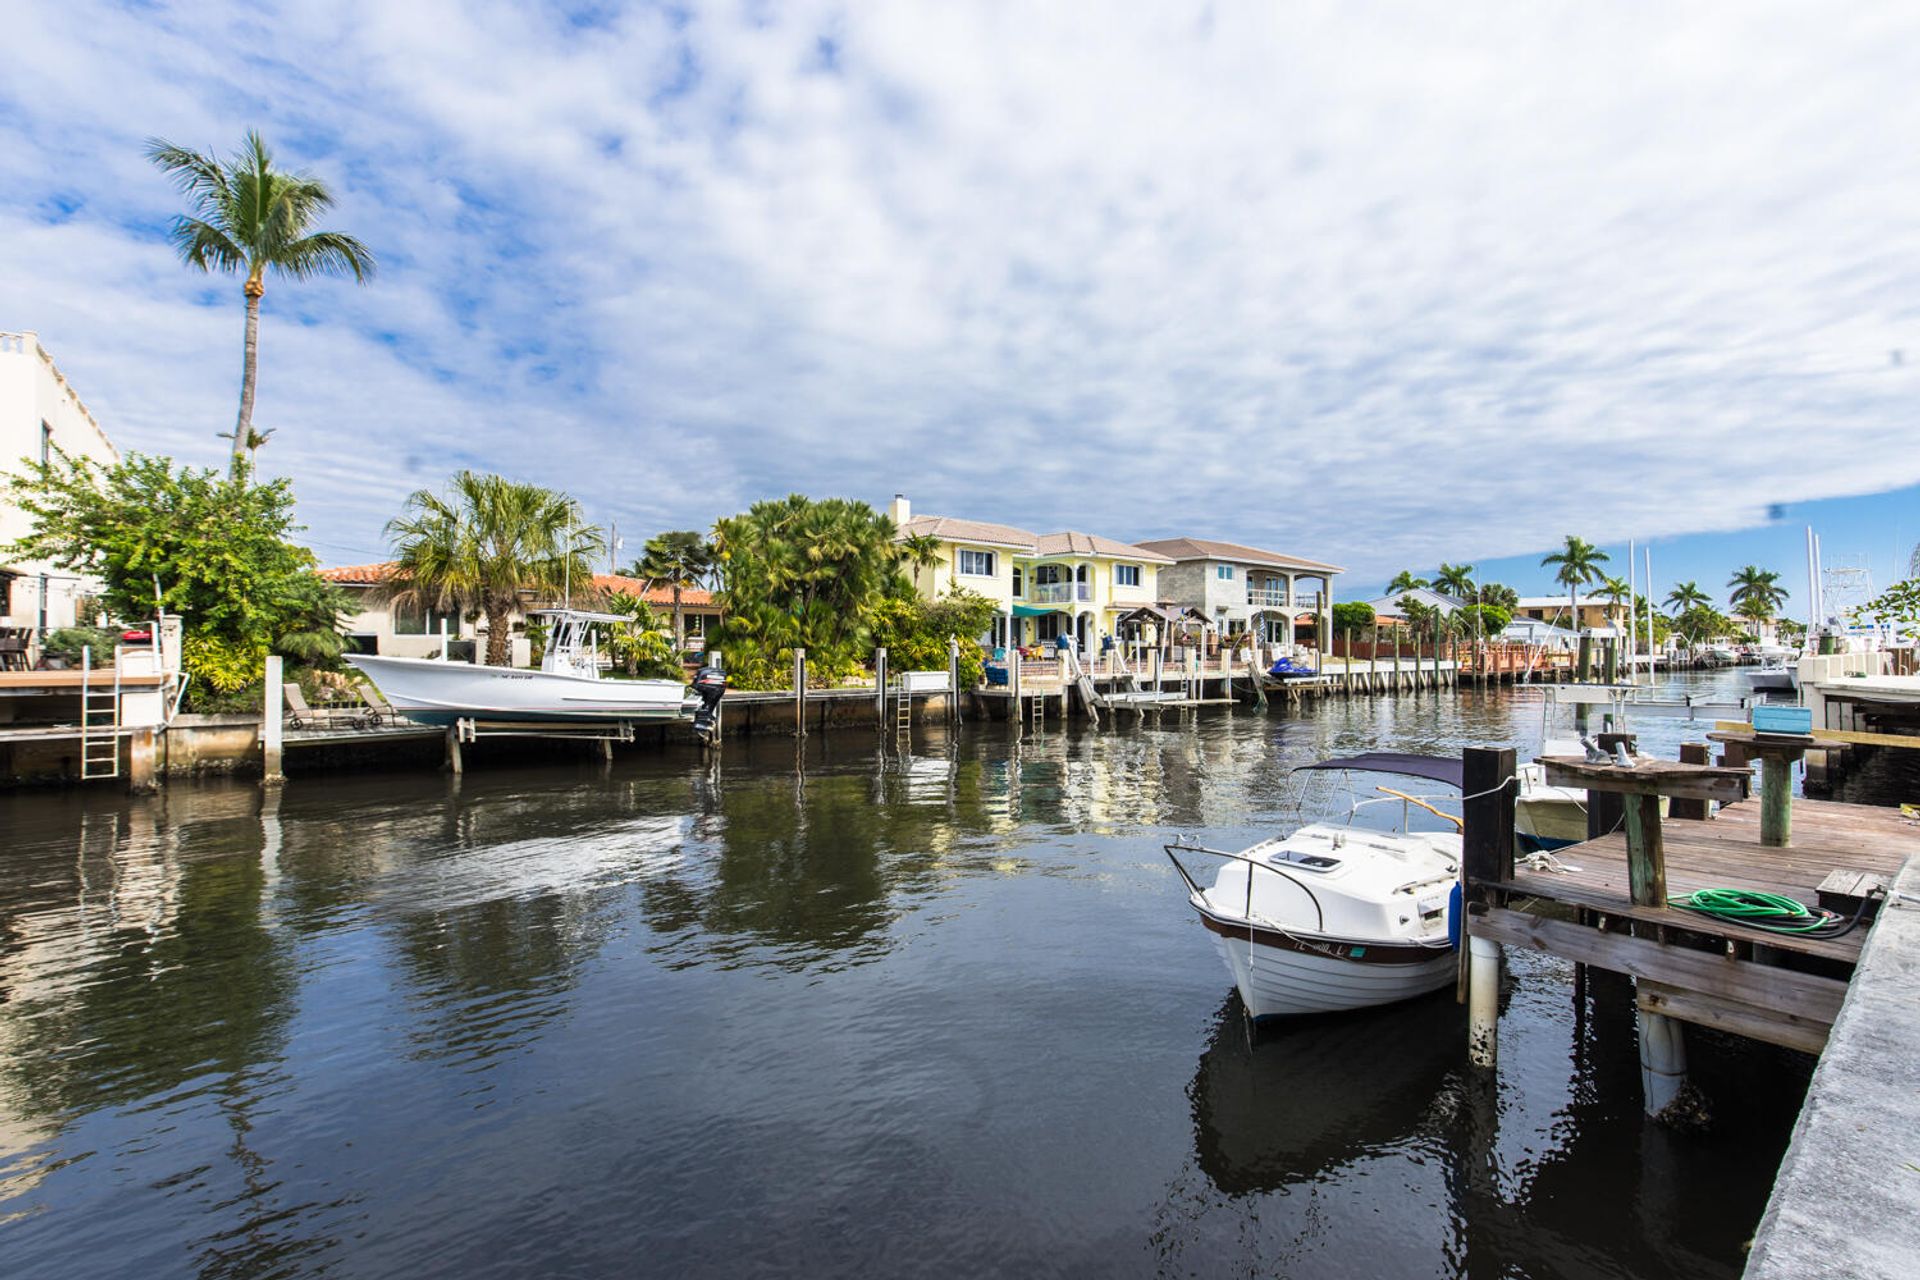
[1012,604,1061,617]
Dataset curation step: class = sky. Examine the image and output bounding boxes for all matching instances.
[1,2,1917,611]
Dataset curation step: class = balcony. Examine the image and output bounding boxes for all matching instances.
[1029,582,1073,604]
[1246,587,1290,607]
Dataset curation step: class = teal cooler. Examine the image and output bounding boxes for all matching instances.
[1751,705,1813,736]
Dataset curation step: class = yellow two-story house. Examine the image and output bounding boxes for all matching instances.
[889,496,1170,654]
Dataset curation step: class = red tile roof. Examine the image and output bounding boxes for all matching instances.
[319,563,714,608]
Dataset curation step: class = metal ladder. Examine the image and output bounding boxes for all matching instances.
[80,644,121,780]
[1026,686,1046,730]
[893,681,912,736]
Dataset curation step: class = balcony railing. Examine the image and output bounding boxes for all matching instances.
[1246,587,1289,607]
[1029,583,1073,604]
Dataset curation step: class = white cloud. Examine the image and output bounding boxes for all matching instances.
[0,1,1916,572]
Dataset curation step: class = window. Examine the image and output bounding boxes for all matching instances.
[1035,613,1062,642]
[1012,566,1025,597]
[40,421,52,466]
[1114,564,1141,588]
[393,604,459,635]
[1075,564,1091,601]
[1216,565,1234,580]
[957,548,997,577]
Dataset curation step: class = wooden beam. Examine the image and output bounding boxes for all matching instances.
[1714,720,1920,751]
[1671,743,1712,819]
[1635,981,1829,1054]
[1541,756,1749,803]
[1467,905,1848,1025]
[1461,747,1516,898]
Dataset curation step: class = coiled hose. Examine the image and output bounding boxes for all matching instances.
[1666,887,1872,939]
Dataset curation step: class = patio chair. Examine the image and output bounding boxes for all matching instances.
[352,680,399,727]
[284,683,356,731]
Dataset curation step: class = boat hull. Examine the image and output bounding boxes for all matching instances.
[1197,908,1455,1018]
[1745,669,1796,692]
[347,655,692,726]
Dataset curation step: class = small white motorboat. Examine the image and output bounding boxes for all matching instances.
[1743,661,1797,693]
[348,609,713,729]
[1166,753,1464,1019]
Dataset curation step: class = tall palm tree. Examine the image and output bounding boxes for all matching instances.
[1727,565,1790,628]
[146,131,376,477]
[1596,574,1633,623]
[629,530,715,656]
[1387,570,1429,595]
[378,471,601,666]
[1540,536,1610,632]
[1433,562,1475,602]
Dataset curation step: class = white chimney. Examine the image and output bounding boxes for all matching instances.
[888,493,911,526]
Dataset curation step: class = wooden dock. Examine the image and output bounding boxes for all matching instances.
[1462,745,1919,1071]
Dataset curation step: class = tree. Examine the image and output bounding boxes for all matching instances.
[1596,574,1633,622]
[629,530,714,656]
[1664,581,1710,615]
[1727,565,1789,627]
[898,532,943,596]
[3,450,344,693]
[710,495,905,688]
[1457,603,1511,637]
[602,592,682,679]
[1332,601,1377,643]
[379,471,602,667]
[1387,570,1429,595]
[1433,562,1475,601]
[870,588,1000,688]
[1855,578,1920,632]
[146,131,376,476]
[1476,582,1519,611]
[1540,536,1610,631]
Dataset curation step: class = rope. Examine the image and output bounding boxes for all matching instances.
[1666,887,1874,939]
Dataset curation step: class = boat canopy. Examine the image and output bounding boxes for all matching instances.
[1292,753,1463,790]
[526,608,629,623]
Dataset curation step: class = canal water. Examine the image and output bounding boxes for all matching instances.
[1,673,1815,1278]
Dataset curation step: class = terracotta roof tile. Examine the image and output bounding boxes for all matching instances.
[1131,537,1344,573]
[896,515,1038,550]
[319,563,713,607]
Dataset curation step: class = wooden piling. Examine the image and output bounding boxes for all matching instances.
[1671,743,1712,819]
[793,648,807,738]
[1462,746,1516,1068]
[262,655,286,784]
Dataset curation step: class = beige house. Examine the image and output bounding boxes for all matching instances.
[1,330,119,645]
[1134,537,1342,647]
[318,565,721,665]
[1513,595,1625,633]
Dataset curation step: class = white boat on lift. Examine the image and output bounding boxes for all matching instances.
[1166,753,1464,1019]
[1743,660,1797,693]
[347,609,697,727]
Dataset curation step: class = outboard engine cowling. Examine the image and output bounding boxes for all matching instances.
[690,666,727,742]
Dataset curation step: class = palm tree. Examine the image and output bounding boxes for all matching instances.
[1540,536,1610,632]
[1727,566,1790,628]
[146,131,376,477]
[1387,570,1429,595]
[898,532,943,597]
[379,471,601,666]
[1596,574,1633,623]
[630,530,715,656]
[1664,581,1710,614]
[1433,562,1475,602]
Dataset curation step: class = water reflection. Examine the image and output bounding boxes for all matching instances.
[1189,992,1462,1195]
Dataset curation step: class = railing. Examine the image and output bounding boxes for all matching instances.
[1246,587,1289,607]
[1029,583,1072,604]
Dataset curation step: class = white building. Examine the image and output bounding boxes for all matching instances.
[1,331,120,642]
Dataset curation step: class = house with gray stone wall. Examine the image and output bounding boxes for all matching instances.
[1132,538,1343,648]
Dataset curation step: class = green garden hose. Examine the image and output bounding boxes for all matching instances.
[1667,887,1868,939]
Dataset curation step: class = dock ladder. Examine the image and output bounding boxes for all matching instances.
[1026,686,1046,731]
[79,645,122,780]
[893,680,913,736]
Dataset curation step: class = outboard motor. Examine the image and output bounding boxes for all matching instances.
[690,666,727,742]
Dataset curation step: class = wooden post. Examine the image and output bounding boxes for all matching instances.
[1761,754,1793,847]
[1461,747,1517,894]
[1586,732,1636,838]
[262,655,285,783]
[1009,645,1022,712]
[445,725,463,775]
[1461,746,1515,1069]
[1577,634,1593,682]
[127,725,158,794]
[793,648,807,737]
[1671,743,1712,819]
[948,637,961,724]
[875,647,888,723]
[1622,793,1666,905]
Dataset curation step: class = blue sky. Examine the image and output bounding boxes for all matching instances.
[1,2,1917,614]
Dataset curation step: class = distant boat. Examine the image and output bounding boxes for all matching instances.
[348,609,698,727]
[1166,753,1463,1019]
[1744,661,1797,693]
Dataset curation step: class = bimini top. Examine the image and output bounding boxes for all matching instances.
[1291,752,1463,790]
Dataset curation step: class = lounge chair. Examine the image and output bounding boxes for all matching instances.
[284,683,356,730]
[353,680,399,727]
